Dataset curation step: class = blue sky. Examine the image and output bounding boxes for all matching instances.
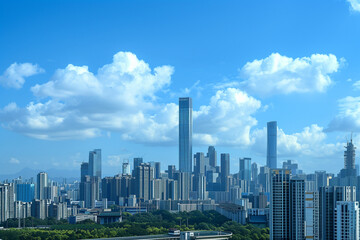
[1,0,360,176]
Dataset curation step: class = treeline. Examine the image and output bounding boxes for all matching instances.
[0,210,269,240]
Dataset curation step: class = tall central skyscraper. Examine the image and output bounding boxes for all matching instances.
[267,121,277,169]
[179,97,193,173]
[89,149,102,179]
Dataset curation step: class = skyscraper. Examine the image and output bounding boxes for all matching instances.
[134,163,154,201]
[80,162,89,182]
[267,121,277,169]
[319,186,356,240]
[340,138,357,178]
[89,149,102,178]
[36,172,48,200]
[221,153,230,192]
[335,201,360,240]
[179,97,193,173]
[290,177,305,240]
[207,146,217,168]
[239,158,251,182]
[122,159,130,175]
[270,169,291,240]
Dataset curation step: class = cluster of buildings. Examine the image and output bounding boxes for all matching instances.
[1,97,360,240]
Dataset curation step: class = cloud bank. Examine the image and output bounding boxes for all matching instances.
[240,53,341,96]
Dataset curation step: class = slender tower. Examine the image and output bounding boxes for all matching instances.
[179,97,193,173]
[267,121,277,169]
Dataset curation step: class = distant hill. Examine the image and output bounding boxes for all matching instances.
[0,167,79,182]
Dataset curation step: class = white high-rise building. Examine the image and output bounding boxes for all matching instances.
[335,201,360,240]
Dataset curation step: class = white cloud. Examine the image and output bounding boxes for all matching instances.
[0,51,176,141]
[348,0,360,12]
[251,124,341,158]
[9,157,20,164]
[240,53,341,96]
[0,63,44,89]
[353,81,360,90]
[327,96,360,132]
[193,88,262,146]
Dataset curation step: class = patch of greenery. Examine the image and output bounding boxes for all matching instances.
[0,210,269,240]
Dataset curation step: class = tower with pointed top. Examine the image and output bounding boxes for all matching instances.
[340,137,357,178]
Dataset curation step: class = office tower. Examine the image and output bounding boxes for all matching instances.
[194,152,206,175]
[167,165,176,179]
[207,146,217,168]
[319,186,356,240]
[176,171,191,200]
[80,175,100,209]
[251,162,258,183]
[239,158,251,182]
[305,192,320,240]
[270,169,290,239]
[80,162,89,182]
[132,157,143,176]
[149,162,161,179]
[315,171,328,190]
[340,138,357,178]
[36,172,48,200]
[122,159,131,175]
[259,166,271,192]
[134,163,154,201]
[290,177,305,240]
[267,121,277,169]
[283,160,302,175]
[194,174,207,200]
[221,153,230,192]
[0,183,15,223]
[89,149,102,178]
[179,97,193,173]
[335,201,360,240]
[17,183,35,202]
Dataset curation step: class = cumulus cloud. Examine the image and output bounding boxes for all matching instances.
[0,63,44,89]
[353,81,360,90]
[240,53,341,96]
[194,88,262,146]
[348,0,360,12]
[251,124,341,158]
[9,157,20,164]
[327,96,360,132]
[0,52,175,141]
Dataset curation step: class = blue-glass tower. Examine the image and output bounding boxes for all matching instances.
[89,149,102,178]
[267,121,277,169]
[179,97,193,173]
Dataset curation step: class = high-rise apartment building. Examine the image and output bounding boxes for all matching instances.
[267,121,277,169]
[0,183,15,223]
[270,169,305,239]
[319,186,356,240]
[36,172,48,200]
[305,192,320,240]
[270,169,291,239]
[89,149,102,178]
[290,177,305,240]
[134,163,154,201]
[179,97,192,173]
[335,201,360,240]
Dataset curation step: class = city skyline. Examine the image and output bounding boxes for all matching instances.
[2,0,360,176]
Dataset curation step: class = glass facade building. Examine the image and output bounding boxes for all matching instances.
[267,121,277,169]
[89,149,102,178]
[239,157,251,181]
[179,97,192,173]
[17,183,35,202]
